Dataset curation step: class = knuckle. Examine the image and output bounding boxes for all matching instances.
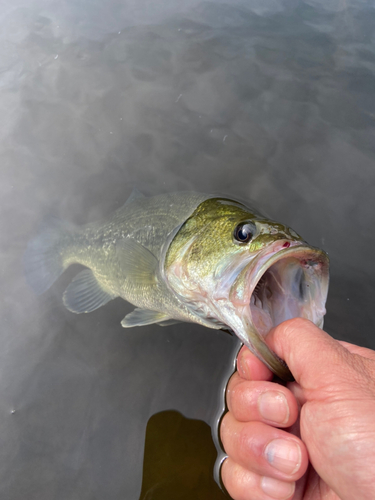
[221,459,257,500]
[281,317,311,337]
[230,382,251,409]
[231,390,255,421]
[220,412,234,449]
[238,424,256,462]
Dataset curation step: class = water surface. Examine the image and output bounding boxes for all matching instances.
[1,1,375,498]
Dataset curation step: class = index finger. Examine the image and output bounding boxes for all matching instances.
[237,345,274,381]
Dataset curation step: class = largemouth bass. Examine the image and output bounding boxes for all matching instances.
[25,191,329,381]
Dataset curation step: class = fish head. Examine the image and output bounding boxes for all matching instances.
[164,198,329,381]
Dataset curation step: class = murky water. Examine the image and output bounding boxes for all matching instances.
[1,0,375,498]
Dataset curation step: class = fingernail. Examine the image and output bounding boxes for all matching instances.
[261,477,295,499]
[265,439,301,475]
[258,391,289,425]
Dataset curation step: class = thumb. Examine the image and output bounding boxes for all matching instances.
[266,318,353,389]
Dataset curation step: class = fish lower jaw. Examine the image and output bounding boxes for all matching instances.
[220,247,329,380]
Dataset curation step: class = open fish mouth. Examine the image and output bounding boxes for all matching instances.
[249,244,329,337]
[230,242,329,380]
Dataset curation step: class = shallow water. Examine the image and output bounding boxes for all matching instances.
[1,0,375,498]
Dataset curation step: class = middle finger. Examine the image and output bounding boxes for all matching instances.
[227,373,299,428]
[221,413,308,482]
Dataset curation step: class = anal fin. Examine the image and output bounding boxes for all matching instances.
[63,269,116,313]
[121,308,171,328]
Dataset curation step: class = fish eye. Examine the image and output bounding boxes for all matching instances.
[234,222,255,243]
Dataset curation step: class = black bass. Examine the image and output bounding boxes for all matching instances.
[25,191,329,381]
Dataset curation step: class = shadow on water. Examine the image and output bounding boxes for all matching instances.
[139,410,230,500]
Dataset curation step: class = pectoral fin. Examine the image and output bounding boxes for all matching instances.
[121,308,171,327]
[63,269,116,313]
[116,238,159,286]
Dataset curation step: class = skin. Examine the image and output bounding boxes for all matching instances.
[220,318,375,500]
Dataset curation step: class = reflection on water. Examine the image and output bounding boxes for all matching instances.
[139,410,230,499]
[1,0,375,498]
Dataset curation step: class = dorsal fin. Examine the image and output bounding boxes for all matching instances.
[123,188,145,207]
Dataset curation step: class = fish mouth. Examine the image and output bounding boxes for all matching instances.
[230,242,329,380]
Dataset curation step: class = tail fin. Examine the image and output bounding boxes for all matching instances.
[24,217,73,295]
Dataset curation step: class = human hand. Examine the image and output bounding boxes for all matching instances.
[220,318,375,500]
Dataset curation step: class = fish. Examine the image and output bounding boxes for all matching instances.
[24,191,329,381]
